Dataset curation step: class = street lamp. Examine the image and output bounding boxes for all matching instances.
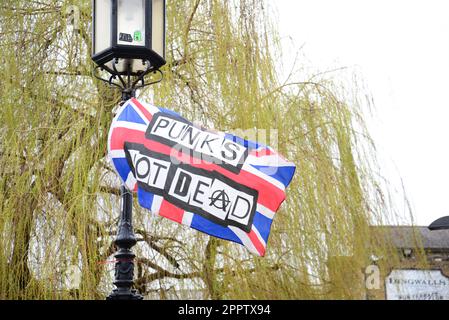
[91,0,166,300]
[92,0,166,100]
[428,216,449,230]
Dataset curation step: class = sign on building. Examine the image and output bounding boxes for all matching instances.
[386,269,449,300]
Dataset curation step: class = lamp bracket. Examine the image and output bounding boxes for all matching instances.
[93,58,164,102]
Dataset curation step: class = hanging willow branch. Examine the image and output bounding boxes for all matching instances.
[0,0,416,300]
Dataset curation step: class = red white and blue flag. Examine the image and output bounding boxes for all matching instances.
[108,98,296,256]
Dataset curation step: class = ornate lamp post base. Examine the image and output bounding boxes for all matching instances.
[107,288,143,300]
[107,186,143,300]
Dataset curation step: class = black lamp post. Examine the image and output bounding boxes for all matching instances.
[91,0,166,300]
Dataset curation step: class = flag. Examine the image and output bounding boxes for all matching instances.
[108,98,296,256]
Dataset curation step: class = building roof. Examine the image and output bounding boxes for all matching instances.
[371,226,449,251]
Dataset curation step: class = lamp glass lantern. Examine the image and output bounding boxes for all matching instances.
[92,0,166,75]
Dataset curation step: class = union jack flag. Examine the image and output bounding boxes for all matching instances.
[108,98,296,256]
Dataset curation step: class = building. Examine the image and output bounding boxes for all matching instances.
[367,226,449,300]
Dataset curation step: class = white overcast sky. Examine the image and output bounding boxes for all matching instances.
[275,0,449,226]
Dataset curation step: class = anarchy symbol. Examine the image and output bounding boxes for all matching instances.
[209,190,231,212]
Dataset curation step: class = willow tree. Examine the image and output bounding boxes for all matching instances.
[0,0,413,300]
